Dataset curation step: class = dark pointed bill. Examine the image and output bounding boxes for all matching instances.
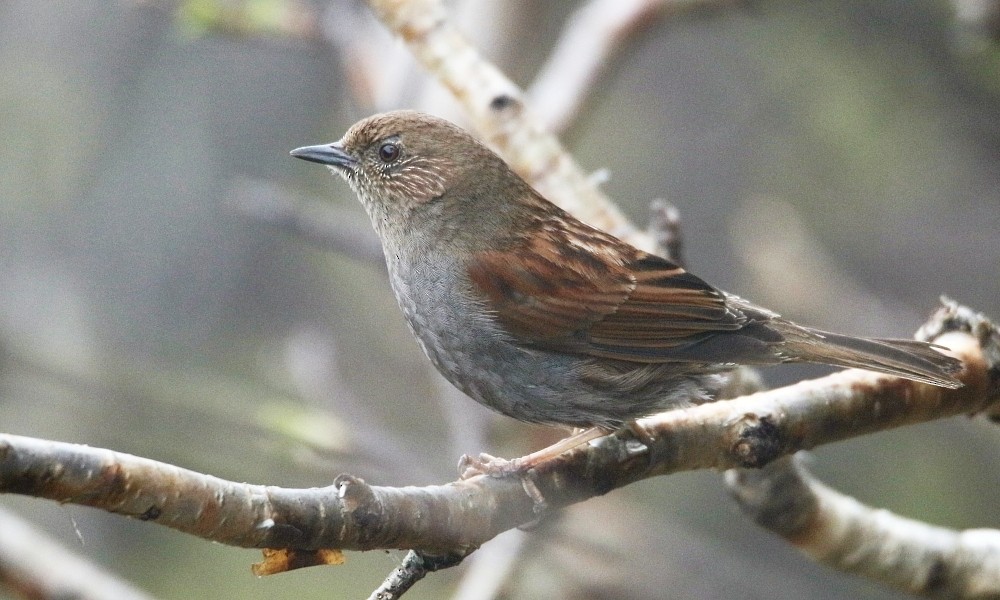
[289,142,357,170]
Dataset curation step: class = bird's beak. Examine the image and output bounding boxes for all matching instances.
[290,142,358,170]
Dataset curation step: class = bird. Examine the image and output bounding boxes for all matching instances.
[290,110,962,436]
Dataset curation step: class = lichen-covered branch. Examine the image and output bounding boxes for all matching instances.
[367,549,471,600]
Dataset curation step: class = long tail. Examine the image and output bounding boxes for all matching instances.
[784,327,963,388]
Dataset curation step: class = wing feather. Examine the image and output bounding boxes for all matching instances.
[466,215,746,362]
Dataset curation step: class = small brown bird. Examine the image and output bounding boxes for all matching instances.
[291,111,961,431]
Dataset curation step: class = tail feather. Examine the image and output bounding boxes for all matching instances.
[786,327,963,389]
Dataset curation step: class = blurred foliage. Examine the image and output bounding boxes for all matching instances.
[177,0,314,38]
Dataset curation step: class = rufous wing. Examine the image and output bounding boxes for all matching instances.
[466,216,745,362]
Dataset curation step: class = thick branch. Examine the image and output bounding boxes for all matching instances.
[1,320,994,555]
[0,434,535,553]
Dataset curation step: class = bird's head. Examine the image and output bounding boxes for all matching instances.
[292,111,514,214]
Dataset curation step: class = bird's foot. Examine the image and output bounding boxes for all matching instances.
[625,420,656,448]
[458,426,612,480]
[458,453,549,520]
[457,452,523,479]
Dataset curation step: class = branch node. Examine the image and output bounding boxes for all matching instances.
[731,413,787,468]
[138,505,162,521]
[920,298,1000,414]
[335,473,380,532]
[335,474,369,505]
[489,93,520,113]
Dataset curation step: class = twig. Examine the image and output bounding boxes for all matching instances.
[368,549,471,600]
[647,198,685,266]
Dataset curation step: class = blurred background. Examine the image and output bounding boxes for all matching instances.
[1,0,999,598]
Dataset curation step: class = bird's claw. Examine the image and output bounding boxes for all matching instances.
[457,453,549,519]
[458,453,524,479]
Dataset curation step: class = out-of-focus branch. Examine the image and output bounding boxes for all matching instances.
[527,0,666,133]
[647,198,685,266]
[364,0,654,249]
[0,506,156,600]
[1,304,995,561]
[725,301,1000,599]
[227,177,384,263]
[527,0,725,134]
[951,0,1000,42]
[449,529,529,600]
[728,456,1000,599]
[729,196,946,333]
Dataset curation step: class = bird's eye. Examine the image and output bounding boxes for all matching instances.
[377,142,400,163]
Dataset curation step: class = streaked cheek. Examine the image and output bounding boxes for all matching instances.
[388,161,448,204]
